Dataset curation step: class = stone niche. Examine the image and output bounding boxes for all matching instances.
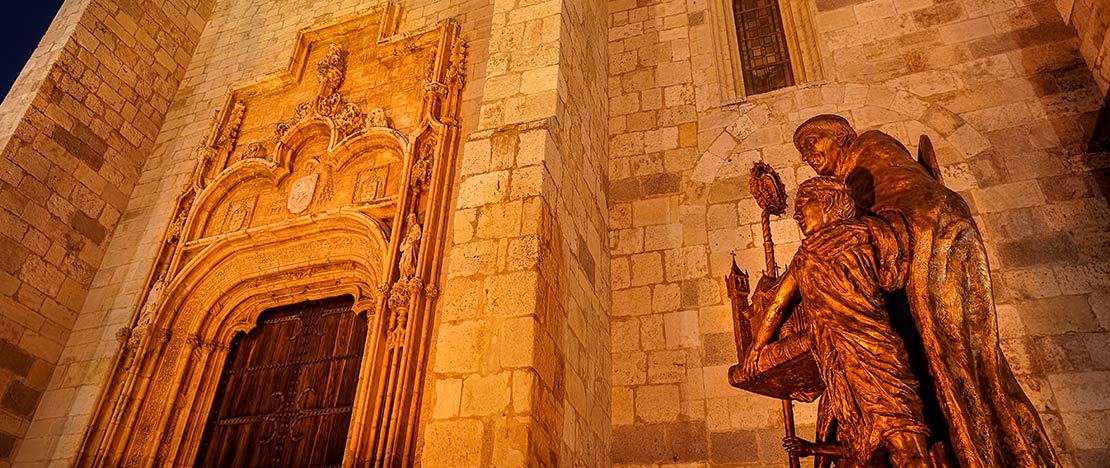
[75,6,467,467]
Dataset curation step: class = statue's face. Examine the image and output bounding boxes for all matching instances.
[794,196,832,236]
[797,130,840,176]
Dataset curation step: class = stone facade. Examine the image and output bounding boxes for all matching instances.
[4,0,611,466]
[1058,0,1109,94]
[0,0,213,463]
[0,0,1108,466]
[424,0,610,465]
[607,0,1110,467]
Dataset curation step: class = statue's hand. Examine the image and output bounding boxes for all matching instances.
[783,436,817,457]
[802,222,869,258]
[741,348,762,379]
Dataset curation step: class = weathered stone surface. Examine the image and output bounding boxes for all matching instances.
[709,429,760,463]
[635,384,681,423]
[422,419,484,467]
[1049,372,1110,411]
[612,423,666,463]
[0,341,34,377]
[665,421,710,461]
[461,372,512,416]
[1,381,41,418]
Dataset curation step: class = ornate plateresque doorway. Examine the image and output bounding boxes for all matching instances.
[78,6,466,467]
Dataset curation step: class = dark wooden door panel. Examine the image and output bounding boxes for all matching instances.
[196,296,366,468]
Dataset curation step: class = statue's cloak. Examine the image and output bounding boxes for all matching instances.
[827,130,1059,468]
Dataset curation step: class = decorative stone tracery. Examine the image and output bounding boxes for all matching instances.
[78,6,466,467]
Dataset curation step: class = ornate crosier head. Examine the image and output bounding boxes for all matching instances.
[750,161,788,216]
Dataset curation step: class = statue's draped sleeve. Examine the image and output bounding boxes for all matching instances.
[862,211,910,292]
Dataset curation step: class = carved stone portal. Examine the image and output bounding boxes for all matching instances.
[79,6,467,467]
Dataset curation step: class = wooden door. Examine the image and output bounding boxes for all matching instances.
[195,296,367,467]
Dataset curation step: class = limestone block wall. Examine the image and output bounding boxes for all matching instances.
[551,0,611,462]
[11,0,500,466]
[1058,0,1109,94]
[420,0,611,465]
[607,0,1110,466]
[0,0,213,464]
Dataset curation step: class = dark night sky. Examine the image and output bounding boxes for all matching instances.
[0,2,66,100]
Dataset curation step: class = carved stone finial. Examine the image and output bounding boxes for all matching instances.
[275,120,293,138]
[191,145,218,191]
[447,40,468,85]
[335,103,366,137]
[167,206,189,242]
[410,141,436,194]
[215,101,247,151]
[366,108,389,128]
[316,43,348,98]
[116,327,132,344]
[421,80,448,98]
[238,142,267,161]
[315,92,343,118]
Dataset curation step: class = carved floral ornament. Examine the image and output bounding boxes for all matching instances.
[81,8,467,467]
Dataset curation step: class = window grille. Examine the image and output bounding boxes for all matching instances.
[733,0,795,95]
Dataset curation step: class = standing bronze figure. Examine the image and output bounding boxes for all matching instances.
[727,115,1060,468]
[745,176,934,467]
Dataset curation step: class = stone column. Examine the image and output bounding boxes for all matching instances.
[0,0,214,463]
[421,0,611,466]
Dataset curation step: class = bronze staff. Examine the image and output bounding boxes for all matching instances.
[749,162,799,468]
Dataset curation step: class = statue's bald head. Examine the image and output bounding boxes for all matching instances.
[793,114,857,177]
[794,114,856,149]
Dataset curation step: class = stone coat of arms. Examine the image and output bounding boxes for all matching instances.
[287,173,319,214]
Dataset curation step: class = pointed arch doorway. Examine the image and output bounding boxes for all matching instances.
[195,296,367,467]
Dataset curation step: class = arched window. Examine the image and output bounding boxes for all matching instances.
[733,0,795,94]
[709,0,824,100]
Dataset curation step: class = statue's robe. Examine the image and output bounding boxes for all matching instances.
[828,130,1059,468]
[792,218,928,466]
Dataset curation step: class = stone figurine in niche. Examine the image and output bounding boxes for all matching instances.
[727,114,1060,468]
[398,213,422,280]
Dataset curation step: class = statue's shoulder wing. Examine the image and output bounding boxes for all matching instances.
[916,135,944,186]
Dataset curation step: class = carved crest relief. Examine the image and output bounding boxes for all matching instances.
[223,197,255,232]
[287,174,319,214]
[354,167,389,203]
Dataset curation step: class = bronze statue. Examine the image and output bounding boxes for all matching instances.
[743,176,932,467]
[726,115,1060,468]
